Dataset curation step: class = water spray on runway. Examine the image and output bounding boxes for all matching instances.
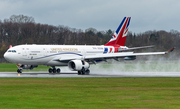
[90,53,180,76]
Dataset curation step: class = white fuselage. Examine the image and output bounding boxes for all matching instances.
[4,44,115,66]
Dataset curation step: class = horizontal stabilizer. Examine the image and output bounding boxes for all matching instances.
[119,45,154,52]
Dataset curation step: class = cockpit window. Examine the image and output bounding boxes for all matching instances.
[12,50,16,53]
[8,50,16,53]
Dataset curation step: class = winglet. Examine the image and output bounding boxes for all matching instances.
[165,47,175,54]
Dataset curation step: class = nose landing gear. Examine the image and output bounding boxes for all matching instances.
[17,69,22,73]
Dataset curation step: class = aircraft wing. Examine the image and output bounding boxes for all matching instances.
[85,47,175,61]
[85,51,165,60]
[119,45,154,52]
[57,47,175,62]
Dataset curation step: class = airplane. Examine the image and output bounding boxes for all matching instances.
[3,17,175,75]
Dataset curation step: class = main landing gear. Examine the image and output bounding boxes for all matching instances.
[78,68,90,75]
[48,67,61,73]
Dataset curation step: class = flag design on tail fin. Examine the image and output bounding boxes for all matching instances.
[9,45,12,49]
[105,17,131,46]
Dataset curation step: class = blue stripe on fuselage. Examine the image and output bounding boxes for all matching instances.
[22,52,83,60]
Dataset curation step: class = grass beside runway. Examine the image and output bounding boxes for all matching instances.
[0,63,49,72]
[0,77,180,108]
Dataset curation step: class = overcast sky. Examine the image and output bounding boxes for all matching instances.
[0,0,179,33]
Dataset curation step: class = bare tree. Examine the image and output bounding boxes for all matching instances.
[9,15,35,24]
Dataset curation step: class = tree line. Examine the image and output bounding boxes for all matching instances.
[0,15,179,58]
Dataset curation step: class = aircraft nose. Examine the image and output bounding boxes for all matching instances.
[4,52,8,60]
[4,52,11,62]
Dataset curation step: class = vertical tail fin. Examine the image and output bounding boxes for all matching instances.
[9,45,12,49]
[105,17,131,46]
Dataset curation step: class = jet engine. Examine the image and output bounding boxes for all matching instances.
[68,60,90,71]
[124,56,136,60]
[17,64,38,70]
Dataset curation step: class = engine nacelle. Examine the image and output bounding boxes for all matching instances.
[17,64,38,70]
[68,60,90,71]
[124,56,136,60]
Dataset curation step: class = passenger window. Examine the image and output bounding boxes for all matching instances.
[8,50,11,52]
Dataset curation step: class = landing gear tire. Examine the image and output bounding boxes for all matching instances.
[57,68,61,73]
[17,69,22,73]
[78,69,90,75]
[85,69,90,75]
[53,68,56,73]
[49,68,61,73]
[49,68,53,73]
[82,69,85,75]
[78,71,81,75]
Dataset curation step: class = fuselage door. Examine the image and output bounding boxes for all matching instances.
[81,49,86,60]
[43,48,47,56]
[22,48,27,57]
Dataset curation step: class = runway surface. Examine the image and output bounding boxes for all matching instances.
[0,71,180,77]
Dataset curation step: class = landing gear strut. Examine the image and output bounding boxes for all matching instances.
[48,67,61,73]
[17,69,22,73]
